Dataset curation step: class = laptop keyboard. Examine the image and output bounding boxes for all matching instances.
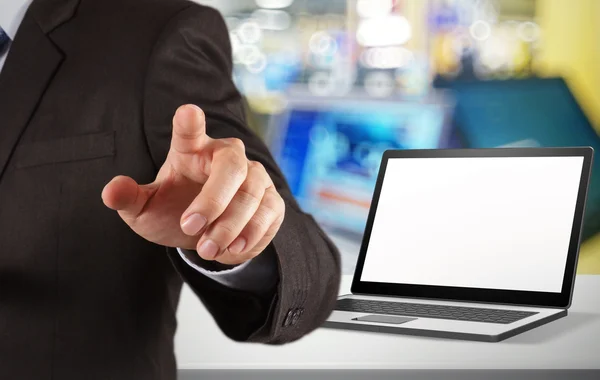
[335,299,538,324]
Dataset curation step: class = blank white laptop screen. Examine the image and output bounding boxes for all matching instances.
[360,156,584,293]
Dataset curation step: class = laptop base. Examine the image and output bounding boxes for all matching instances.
[323,309,567,343]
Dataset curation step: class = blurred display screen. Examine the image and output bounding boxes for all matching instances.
[435,77,600,240]
[270,93,451,237]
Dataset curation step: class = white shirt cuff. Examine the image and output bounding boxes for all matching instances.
[176,247,278,295]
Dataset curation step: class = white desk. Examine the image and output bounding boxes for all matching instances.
[175,275,600,379]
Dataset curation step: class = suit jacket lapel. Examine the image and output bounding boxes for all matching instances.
[0,0,80,179]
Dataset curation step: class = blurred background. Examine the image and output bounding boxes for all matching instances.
[195,0,600,275]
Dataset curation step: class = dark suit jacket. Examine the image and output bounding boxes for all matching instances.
[0,0,341,378]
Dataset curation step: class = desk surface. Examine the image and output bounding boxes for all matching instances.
[175,274,600,370]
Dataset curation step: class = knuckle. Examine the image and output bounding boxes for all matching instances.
[220,146,245,166]
[212,221,238,238]
[236,187,263,207]
[252,199,282,230]
[261,204,280,220]
[227,137,245,151]
[276,193,285,210]
[227,151,246,167]
[238,179,264,202]
[215,147,248,178]
[248,160,264,171]
[215,139,233,152]
[226,152,248,177]
[248,160,273,186]
[203,195,226,217]
[248,213,271,233]
[264,191,285,214]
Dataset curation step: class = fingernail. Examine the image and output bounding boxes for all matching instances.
[197,239,220,259]
[181,214,207,236]
[229,237,247,255]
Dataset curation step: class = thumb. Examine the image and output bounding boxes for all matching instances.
[102,175,156,220]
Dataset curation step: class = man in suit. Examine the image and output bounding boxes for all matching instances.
[0,0,341,378]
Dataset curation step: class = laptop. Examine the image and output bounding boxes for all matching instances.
[324,147,594,342]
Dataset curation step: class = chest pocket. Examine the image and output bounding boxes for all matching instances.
[14,131,115,169]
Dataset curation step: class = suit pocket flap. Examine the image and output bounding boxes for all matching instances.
[15,131,115,169]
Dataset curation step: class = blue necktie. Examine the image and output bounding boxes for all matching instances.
[0,27,10,55]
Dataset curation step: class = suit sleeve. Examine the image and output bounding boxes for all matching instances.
[142,3,341,344]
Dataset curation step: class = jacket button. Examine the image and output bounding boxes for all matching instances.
[290,308,303,326]
[290,312,300,325]
[282,309,294,327]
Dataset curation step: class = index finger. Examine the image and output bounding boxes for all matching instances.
[171,104,209,154]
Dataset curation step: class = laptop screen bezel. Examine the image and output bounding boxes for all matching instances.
[350,147,594,308]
